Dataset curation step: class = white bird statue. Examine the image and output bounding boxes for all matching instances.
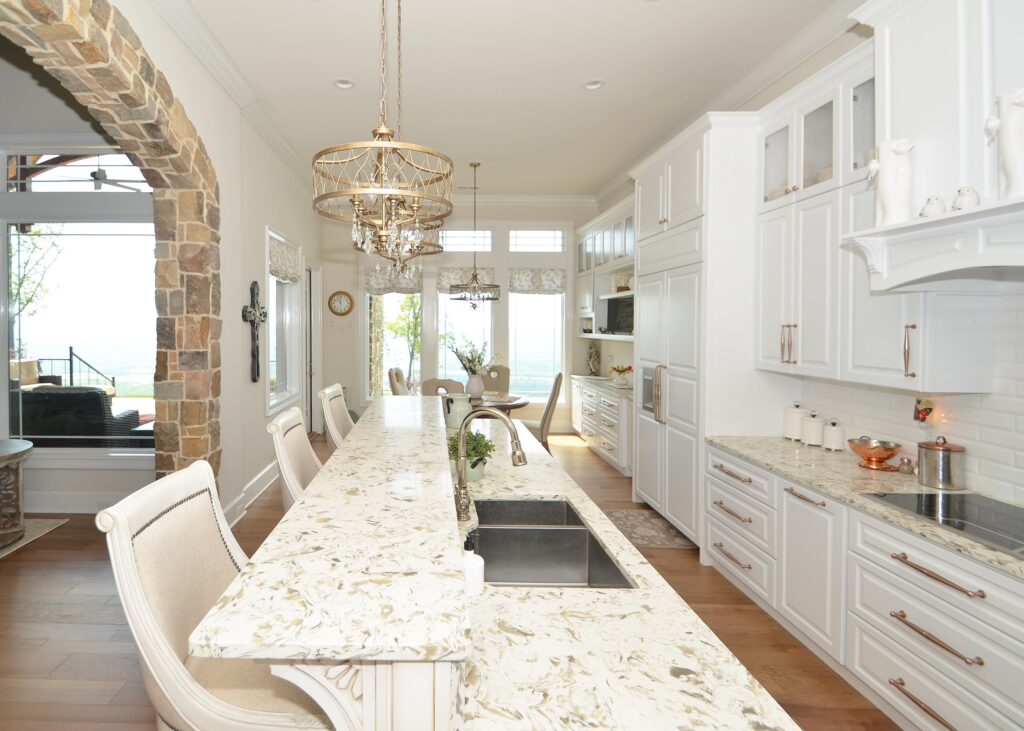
[951,186,981,211]
[919,194,946,218]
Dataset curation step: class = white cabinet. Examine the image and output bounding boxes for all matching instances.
[778,479,846,663]
[576,273,594,314]
[576,197,634,275]
[635,136,704,242]
[572,379,632,476]
[755,189,840,379]
[570,381,583,435]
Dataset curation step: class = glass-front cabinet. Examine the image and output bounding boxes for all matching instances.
[843,71,876,184]
[574,196,635,276]
[762,123,791,207]
[799,95,836,193]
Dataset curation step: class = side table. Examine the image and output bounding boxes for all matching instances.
[0,439,34,549]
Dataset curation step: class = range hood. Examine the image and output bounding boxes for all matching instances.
[842,198,1024,293]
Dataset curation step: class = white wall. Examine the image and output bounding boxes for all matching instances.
[801,295,1024,504]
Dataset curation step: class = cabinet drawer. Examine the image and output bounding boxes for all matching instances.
[596,434,621,463]
[849,554,1024,720]
[706,476,776,555]
[598,394,620,413]
[580,401,599,422]
[705,447,776,508]
[580,417,599,446]
[581,387,599,404]
[847,615,1017,731]
[707,517,776,606]
[849,511,1024,642]
[597,412,619,437]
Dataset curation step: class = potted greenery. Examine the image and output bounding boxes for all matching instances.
[448,430,495,481]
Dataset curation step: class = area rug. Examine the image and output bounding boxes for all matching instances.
[606,510,697,549]
[0,518,69,560]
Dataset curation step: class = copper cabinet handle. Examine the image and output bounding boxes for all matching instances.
[792,184,800,191]
[653,365,667,425]
[784,486,826,508]
[600,417,615,428]
[713,500,753,524]
[888,610,984,666]
[713,463,753,484]
[890,553,986,598]
[658,217,668,224]
[903,324,918,378]
[887,678,956,731]
[784,186,792,194]
[713,542,752,570]
[780,325,787,363]
[787,323,797,364]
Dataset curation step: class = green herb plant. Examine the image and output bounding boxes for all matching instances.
[447,430,496,468]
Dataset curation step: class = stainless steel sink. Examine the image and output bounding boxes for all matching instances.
[470,500,634,588]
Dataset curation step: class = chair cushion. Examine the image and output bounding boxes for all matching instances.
[185,655,328,719]
[520,419,542,431]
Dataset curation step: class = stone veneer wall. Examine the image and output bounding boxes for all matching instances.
[0,0,221,477]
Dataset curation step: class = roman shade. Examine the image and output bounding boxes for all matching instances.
[267,236,301,283]
[508,268,567,294]
[365,265,423,295]
[437,267,496,294]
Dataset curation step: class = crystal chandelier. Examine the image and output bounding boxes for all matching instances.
[311,0,453,271]
[451,163,500,308]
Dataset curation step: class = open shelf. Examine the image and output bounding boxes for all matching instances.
[598,290,634,301]
[579,333,634,342]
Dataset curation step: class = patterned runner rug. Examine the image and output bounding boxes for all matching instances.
[606,510,697,549]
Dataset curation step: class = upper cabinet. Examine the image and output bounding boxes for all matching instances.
[576,196,635,275]
[634,135,704,242]
[760,46,872,212]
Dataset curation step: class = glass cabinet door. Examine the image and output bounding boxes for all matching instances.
[613,221,623,259]
[801,99,834,191]
[849,77,875,177]
[763,125,790,205]
[577,241,586,273]
[624,216,634,258]
[584,234,594,270]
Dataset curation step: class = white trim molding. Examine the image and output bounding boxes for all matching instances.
[224,460,279,527]
[25,448,156,471]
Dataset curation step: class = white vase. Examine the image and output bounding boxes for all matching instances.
[466,374,485,399]
[988,89,1024,199]
[869,139,915,226]
[613,375,628,387]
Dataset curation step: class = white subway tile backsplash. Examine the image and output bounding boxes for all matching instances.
[802,295,1024,503]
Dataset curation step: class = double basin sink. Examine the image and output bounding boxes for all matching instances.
[468,500,634,589]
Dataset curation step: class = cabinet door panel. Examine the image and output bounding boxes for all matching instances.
[792,190,840,379]
[635,166,664,241]
[761,118,794,212]
[665,137,703,228]
[635,273,665,366]
[664,425,698,541]
[666,266,700,379]
[755,208,791,372]
[635,411,662,509]
[577,273,594,314]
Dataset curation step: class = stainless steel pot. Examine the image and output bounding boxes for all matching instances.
[917,435,966,490]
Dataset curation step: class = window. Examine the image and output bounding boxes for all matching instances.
[368,292,422,396]
[7,222,156,448]
[440,230,491,252]
[508,293,563,399]
[437,293,492,380]
[266,228,302,412]
[6,153,152,193]
[509,229,565,253]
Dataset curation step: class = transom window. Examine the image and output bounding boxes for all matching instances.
[439,230,491,252]
[509,229,565,253]
[6,153,152,194]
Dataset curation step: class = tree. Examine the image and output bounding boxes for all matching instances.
[384,294,422,381]
[9,225,62,357]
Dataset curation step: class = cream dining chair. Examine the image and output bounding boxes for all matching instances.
[421,378,464,396]
[318,383,355,451]
[267,407,322,511]
[96,461,328,731]
[522,372,563,453]
[388,367,410,395]
[482,365,510,393]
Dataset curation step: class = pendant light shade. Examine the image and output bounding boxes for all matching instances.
[450,162,500,308]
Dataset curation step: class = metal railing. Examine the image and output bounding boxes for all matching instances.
[37,346,115,390]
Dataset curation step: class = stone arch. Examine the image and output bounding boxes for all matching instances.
[0,0,221,478]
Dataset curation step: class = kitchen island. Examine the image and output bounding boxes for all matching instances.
[190,397,798,730]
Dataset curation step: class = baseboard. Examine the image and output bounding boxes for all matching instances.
[224,461,279,527]
[25,490,135,515]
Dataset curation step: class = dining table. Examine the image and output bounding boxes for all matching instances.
[469,391,529,411]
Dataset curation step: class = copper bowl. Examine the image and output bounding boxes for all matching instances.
[848,436,901,471]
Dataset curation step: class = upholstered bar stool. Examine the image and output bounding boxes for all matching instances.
[96,461,327,730]
[388,367,410,394]
[267,407,322,510]
[318,383,355,451]
[481,365,510,393]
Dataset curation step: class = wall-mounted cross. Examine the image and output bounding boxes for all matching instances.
[241,280,268,383]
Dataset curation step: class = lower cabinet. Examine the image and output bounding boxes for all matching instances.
[570,381,583,434]
[571,379,632,476]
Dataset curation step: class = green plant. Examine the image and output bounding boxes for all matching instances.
[447,430,496,468]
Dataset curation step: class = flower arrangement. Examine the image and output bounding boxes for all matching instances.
[610,365,633,377]
[449,342,497,376]
[447,431,496,468]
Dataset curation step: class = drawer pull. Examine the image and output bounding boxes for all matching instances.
[712,542,751,570]
[713,500,752,524]
[784,486,826,507]
[887,678,956,731]
[600,418,616,428]
[713,463,752,484]
[890,552,987,599]
[888,610,984,666]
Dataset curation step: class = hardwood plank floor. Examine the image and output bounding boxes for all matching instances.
[0,433,896,729]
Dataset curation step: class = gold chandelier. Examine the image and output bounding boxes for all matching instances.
[311,0,453,271]
[451,162,500,308]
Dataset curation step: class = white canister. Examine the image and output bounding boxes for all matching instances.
[823,419,846,451]
[444,393,472,429]
[801,411,824,446]
[783,402,803,441]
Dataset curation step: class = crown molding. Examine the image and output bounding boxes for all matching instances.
[450,193,597,208]
[147,0,307,185]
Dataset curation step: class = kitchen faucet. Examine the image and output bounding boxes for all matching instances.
[455,407,527,521]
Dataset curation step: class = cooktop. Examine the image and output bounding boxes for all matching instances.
[867,492,1024,557]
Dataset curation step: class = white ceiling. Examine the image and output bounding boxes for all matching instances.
[189,0,847,196]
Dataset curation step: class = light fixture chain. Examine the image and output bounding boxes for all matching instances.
[397,0,403,139]
[379,0,388,127]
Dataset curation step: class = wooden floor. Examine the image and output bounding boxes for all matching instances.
[0,434,897,730]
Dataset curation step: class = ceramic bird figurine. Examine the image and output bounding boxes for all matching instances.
[919,194,946,217]
[951,186,981,211]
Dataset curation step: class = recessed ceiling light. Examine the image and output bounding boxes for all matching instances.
[332,78,355,90]
[583,79,605,91]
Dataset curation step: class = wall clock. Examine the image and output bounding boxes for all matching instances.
[328,290,354,317]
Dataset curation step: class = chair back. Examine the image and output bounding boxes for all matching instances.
[482,365,510,393]
[318,383,355,451]
[539,372,563,443]
[421,378,464,396]
[96,461,247,730]
[388,367,410,395]
[267,407,322,510]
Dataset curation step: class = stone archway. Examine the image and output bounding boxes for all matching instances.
[0,0,221,478]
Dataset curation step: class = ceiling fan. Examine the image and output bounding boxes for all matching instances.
[90,166,143,192]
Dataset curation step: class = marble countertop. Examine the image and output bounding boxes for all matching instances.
[707,436,1024,581]
[571,374,635,398]
[456,418,797,729]
[189,397,469,662]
